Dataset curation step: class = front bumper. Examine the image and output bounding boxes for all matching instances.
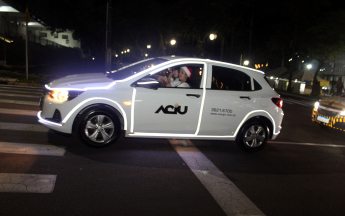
[312,108,345,131]
[38,92,76,134]
[37,111,73,134]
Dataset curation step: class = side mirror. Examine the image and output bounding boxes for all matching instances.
[131,78,161,90]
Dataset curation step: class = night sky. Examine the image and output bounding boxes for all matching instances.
[4,0,345,69]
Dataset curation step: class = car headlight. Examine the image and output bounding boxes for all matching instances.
[340,110,345,116]
[314,101,319,110]
[48,90,84,102]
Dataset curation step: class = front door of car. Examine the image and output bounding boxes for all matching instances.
[131,63,205,134]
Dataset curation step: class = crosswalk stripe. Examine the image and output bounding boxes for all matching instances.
[0,122,48,132]
[0,99,38,106]
[0,142,66,156]
[170,139,265,216]
[0,89,42,95]
[0,86,58,194]
[0,84,43,90]
[0,173,56,193]
[0,108,38,116]
[0,92,40,98]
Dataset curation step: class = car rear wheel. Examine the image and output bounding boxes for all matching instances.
[236,121,268,152]
[78,109,120,147]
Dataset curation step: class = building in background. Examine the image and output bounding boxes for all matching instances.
[0,0,82,66]
[318,52,345,93]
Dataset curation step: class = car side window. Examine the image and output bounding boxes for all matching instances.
[136,64,204,89]
[253,79,262,90]
[211,66,251,91]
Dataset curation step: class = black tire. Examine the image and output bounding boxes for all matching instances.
[236,121,268,152]
[77,108,121,147]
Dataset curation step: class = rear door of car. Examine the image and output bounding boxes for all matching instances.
[198,64,257,137]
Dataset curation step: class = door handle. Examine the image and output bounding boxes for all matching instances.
[240,96,251,100]
[186,94,201,98]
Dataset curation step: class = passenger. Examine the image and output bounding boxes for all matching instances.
[176,66,192,88]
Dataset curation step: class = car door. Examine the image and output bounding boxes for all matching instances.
[198,64,257,136]
[131,63,206,134]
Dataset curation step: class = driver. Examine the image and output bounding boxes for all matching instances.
[165,68,180,87]
[157,68,180,87]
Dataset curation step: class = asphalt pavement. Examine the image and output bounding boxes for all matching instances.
[1,84,345,216]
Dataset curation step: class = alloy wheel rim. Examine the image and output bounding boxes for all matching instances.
[244,125,266,148]
[85,115,115,143]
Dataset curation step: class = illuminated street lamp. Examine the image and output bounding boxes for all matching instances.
[170,39,176,45]
[209,33,217,40]
[115,54,118,57]
[127,49,130,52]
[145,53,148,57]
[121,51,124,54]
[307,64,312,69]
[147,45,151,49]
[243,60,249,66]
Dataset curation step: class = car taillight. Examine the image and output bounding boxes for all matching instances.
[272,97,283,108]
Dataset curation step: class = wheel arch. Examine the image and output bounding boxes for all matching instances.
[72,103,125,132]
[239,115,274,139]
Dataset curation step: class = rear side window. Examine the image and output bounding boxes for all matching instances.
[254,79,262,90]
[211,66,251,91]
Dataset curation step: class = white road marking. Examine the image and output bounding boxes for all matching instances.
[170,139,265,216]
[0,99,38,106]
[0,108,38,116]
[0,142,65,156]
[0,173,56,193]
[0,92,40,98]
[282,98,313,106]
[268,141,345,147]
[0,122,49,132]
[0,89,42,95]
[0,84,43,90]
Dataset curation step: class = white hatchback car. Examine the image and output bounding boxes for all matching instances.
[38,57,284,151]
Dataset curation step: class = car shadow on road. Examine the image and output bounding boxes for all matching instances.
[46,129,188,169]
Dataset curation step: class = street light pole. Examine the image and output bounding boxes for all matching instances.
[105,0,112,72]
[24,6,30,80]
[25,22,28,80]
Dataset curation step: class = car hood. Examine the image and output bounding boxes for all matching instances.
[320,96,345,109]
[46,73,114,89]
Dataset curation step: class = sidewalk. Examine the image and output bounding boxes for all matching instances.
[0,59,105,88]
[0,70,46,87]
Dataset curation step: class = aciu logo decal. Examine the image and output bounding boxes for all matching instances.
[155,105,188,115]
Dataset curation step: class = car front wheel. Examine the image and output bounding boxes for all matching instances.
[78,109,120,147]
[236,122,268,152]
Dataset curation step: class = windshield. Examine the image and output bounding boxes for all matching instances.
[106,58,169,80]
